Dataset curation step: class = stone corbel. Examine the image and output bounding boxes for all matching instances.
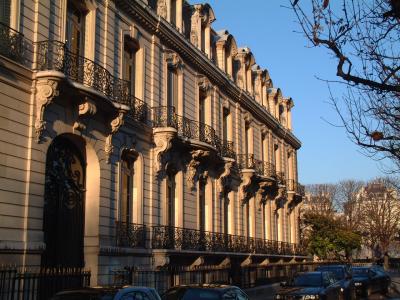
[274,186,288,210]
[218,160,239,199]
[197,75,213,96]
[187,150,210,189]
[256,181,274,211]
[165,50,184,70]
[239,171,255,205]
[153,130,176,177]
[73,97,97,132]
[34,79,59,143]
[105,110,126,163]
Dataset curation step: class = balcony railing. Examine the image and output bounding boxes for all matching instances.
[276,171,286,185]
[127,96,151,124]
[115,221,147,248]
[151,225,306,256]
[237,154,277,178]
[0,22,32,67]
[35,40,130,105]
[152,106,236,159]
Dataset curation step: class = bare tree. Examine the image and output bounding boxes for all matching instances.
[304,183,337,216]
[357,177,400,254]
[291,0,400,171]
[335,180,365,231]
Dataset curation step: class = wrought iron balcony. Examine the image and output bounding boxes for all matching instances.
[0,22,31,67]
[215,138,236,159]
[152,106,220,149]
[151,225,306,256]
[127,96,151,124]
[286,179,305,196]
[237,154,256,170]
[276,171,286,185]
[115,221,147,248]
[237,154,277,178]
[35,40,130,105]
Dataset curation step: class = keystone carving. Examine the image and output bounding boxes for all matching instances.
[156,0,167,18]
[73,97,97,132]
[105,110,126,163]
[187,150,210,189]
[218,160,239,199]
[197,75,213,96]
[165,50,184,70]
[34,79,59,143]
[153,130,176,177]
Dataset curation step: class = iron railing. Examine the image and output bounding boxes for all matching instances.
[237,154,256,169]
[237,154,277,178]
[115,221,147,248]
[0,22,32,67]
[127,96,151,124]
[286,179,305,196]
[276,171,286,185]
[0,267,90,300]
[152,106,235,159]
[151,225,306,256]
[35,40,130,105]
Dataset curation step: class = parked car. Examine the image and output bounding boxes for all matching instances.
[316,265,355,299]
[352,266,391,297]
[51,286,161,300]
[274,271,343,300]
[161,284,249,300]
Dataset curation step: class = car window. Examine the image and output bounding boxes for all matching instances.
[317,267,345,280]
[121,292,136,300]
[293,273,322,287]
[222,290,236,300]
[181,289,220,300]
[236,291,248,300]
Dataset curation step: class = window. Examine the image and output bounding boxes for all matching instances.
[123,37,139,96]
[167,66,178,109]
[0,0,11,25]
[166,172,176,227]
[170,0,177,26]
[245,122,250,156]
[222,108,229,141]
[223,198,229,235]
[279,104,285,124]
[199,178,206,232]
[262,203,267,239]
[66,1,85,55]
[121,151,135,223]
[245,202,250,237]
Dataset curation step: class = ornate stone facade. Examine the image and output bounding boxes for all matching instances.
[0,0,305,288]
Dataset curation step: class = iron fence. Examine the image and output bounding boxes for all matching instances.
[115,221,147,248]
[35,40,130,105]
[0,22,33,67]
[0,267,90,300]
[151,225,306,256]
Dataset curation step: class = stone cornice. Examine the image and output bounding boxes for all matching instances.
[115,0,301,149]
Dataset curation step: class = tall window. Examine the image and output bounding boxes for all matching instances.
[0,0,11,25]
[223,199,229,235]
[123,38,139,96]
[66,1,85,56]
[166,171,176,227]
[222,108,229,141]
[261,134,265,162]
[262,203,267,239]
[167,66,178,109]
[121,152,135,223]
[245,122,250,157]
[245,202,250,237]
[274,144,279,171]
[199,92,206,124]
[199,178,206,232]
[170,0,177,26]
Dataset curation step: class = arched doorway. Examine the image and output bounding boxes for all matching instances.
[42,135,86,268]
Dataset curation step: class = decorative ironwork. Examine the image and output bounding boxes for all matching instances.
[151,225,306,256]
[237,155,277,178]
[276,171,286,185]
[127,96,150,124]
[35,40,130,105]
[0,22,31,66]
[237,154,255,169]
[215,137,236,159]
[115,221,147,248]
[286,179,305,196]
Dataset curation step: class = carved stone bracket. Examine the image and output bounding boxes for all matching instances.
[274,186,288,210]
[34,79,59,143]
[165,50,184,70]
[156,0,167,18]
[105,110,127,163]
[153,129,176,177]
[218,160,240,199]
[256,181,275,210]
[187,149,211,189]
[197,75,213,96]
[73,97,97,132]
[239,170,256,205]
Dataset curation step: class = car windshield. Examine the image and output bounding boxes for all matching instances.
[52,292,116,300]
[353,268,369,276]
[318,268,345,280]
[163,288,221,300]
[292,274,322,287]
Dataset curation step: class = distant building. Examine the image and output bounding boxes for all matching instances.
[0,0,305,286]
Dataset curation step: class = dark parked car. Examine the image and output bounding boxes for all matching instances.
[316,265,355,300]
[274,271,343,300]
[51,286,161,300]
[352,266,391,297]
[161,284,249,300]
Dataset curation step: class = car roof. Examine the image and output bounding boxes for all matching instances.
[56,286,155,295]
[168,284,238,292]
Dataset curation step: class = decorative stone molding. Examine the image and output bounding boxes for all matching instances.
[274,186,287,210]
[105,110,127,163]
[256,181,275,210]
[34,79,59,143]
[239,170,256,205]
[153,129,176,177]
[218,160,240,199]
[190,6,202,47]
[197,75,213,96]
[165,49,184,70]
[187,149,210,188]
[73,97,97,132]
[156,0,167,19]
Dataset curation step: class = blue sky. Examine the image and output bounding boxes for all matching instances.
[206,0,391,184]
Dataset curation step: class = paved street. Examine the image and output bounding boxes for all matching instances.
[245,272,400,300]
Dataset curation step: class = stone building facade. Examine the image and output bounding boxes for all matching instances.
[0,0,305,285]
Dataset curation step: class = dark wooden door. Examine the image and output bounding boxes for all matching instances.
[42,136,85,268]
